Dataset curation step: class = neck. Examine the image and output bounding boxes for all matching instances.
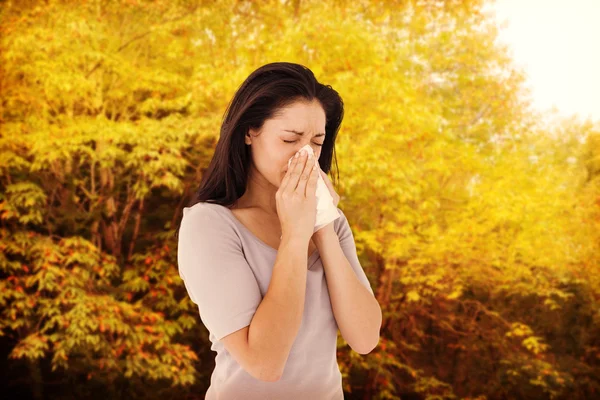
[236,170,279,216]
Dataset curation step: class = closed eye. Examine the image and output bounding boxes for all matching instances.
[284,140,323,146]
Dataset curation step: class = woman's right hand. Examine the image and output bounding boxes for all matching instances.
[276,149,319,242]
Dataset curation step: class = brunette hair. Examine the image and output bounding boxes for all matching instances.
[176,62,344,237]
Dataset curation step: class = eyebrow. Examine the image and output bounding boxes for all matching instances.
[283,129,326,137]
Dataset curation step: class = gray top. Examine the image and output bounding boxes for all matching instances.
[177,201,374,399]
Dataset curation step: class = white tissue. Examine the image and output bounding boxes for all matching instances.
[287,144,340,233]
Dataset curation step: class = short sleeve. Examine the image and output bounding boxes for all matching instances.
[334,208,375,296]
[177,205,263,341]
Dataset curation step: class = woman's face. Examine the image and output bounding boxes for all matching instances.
[246,99,327,188]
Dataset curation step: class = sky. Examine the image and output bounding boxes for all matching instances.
[491,0,600,122]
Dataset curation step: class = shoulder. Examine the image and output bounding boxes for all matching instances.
[334,207,347,228]
[334,207,357,237]
[183,201,229,219]
[180,202,238,237]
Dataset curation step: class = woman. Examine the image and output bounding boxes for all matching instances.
[177,62,381,399]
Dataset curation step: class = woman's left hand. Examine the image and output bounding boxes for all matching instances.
[319,167,340,208]
[311,165,340,240]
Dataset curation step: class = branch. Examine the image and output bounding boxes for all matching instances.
[86,5,200,79]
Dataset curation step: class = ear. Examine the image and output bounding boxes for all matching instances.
[246,126,262,145]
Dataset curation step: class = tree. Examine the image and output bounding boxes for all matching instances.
[1,0,599,399]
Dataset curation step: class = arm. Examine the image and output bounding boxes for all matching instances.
[246,233,309,381]
[313,223,382,354]
[177,205,309,382]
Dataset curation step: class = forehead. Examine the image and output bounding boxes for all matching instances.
[270,100,326,128]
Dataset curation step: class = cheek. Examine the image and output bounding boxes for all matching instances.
[282,154,295,173]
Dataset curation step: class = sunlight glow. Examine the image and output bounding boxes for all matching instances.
[492,0,600,121]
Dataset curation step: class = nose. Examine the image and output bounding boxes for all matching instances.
[285,144,320,173]
[295,144,318,157]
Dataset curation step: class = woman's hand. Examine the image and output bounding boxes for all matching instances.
[277,149,319,242]
[311,166,340,240]
[318,167,340,208]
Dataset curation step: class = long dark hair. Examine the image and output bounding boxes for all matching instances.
[175,62,344,237]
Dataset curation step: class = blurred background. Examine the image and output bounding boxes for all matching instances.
[1,0,598,399]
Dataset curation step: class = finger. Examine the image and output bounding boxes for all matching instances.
[285,149,307,193]
[307,158,319,196]
[292,150,309,192]
[280,151,300,193]
[319,168,333,190]
[295,152,313,196]
[319,167,330,182]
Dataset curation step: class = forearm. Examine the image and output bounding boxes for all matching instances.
[248,234,308,380]
[314,225,382,354]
